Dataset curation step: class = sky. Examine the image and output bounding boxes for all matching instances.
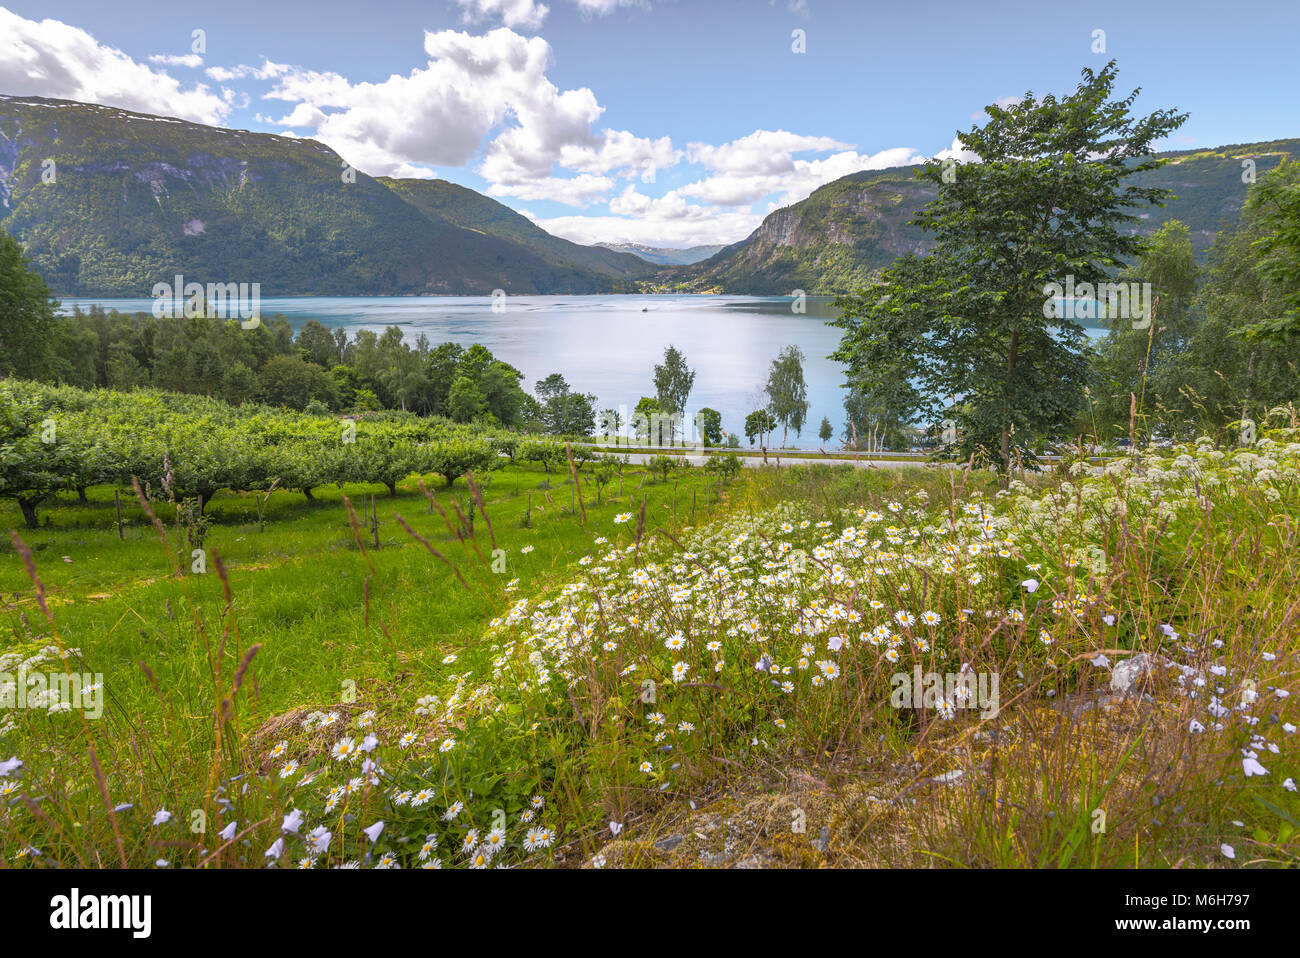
[2,0,1298,248]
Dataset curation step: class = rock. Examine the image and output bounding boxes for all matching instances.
[1110,654,1153,696]
[653,833,685,853]
[810,825,831,852]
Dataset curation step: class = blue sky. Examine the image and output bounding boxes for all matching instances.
[3,0,1298,247]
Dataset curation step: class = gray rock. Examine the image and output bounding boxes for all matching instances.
[653,833,686,853]
[1110,654,1153,695]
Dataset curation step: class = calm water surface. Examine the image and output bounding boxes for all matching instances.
[59,295,1106,450]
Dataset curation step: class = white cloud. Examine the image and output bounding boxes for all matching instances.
[0,9,231,124]
[532,184,762,246]
[205,59,291,83]
[559,129,680,180]
[573,0,650,14]
[148,53,203,69]
[255,27,670,200]
[487,173,614,206]
[680,130,925,207]
[933,135,979,164]
[454,0,551,31]
[530,196,762,248]
[454,0,647,32]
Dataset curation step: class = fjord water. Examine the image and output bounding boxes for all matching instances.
[60,294,1107,450]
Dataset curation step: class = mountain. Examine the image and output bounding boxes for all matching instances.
[377,177,654,282]
[679,138,1300,295]
[0,95,649,296]
[595,242,726,266]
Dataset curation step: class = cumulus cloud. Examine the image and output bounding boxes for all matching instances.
[573,0,651,15]
[454,0,551,31]
[680,130,926,208]
[933,135,979,164]
[148,53,203,69]
[205,59,292,83]
[529,190,763,248]
[455,0,647,32]
[488,173,614,206]
[0,8,231,124]
[254,27,673,196]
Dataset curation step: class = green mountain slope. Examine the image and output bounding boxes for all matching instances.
[680,138,1300,295]
[379,176,656,281]
[0,95,644,295]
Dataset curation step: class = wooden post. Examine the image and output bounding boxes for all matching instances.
[115,489,124,539]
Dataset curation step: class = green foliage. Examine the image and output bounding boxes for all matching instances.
[835,61,1187,469]
[1242,158,1300,343]
[697,407,723,446]
[0,227,59,379]
[0,379,510,519]
[744,409,776,446]
[765,345,810,445]
[653,345,696,434]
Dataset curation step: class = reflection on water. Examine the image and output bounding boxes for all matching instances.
[59,294,1106,450]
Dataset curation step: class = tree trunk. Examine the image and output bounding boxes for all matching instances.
[18,497,40,529]
[302,487,315,502]
[77,486,88,503]
[386,481,398,496]
[1000,328,1020,481]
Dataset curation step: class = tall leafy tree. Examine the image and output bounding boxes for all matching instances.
[1090,220,1200,440]
[833,61,1187,470]
[744,409,776,447]
[1240,158,1300,344]
[764,345,810,446]
[653,345,696,442]
[0,228,59,379]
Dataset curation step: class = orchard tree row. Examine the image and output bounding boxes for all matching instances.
[0,380,595,528]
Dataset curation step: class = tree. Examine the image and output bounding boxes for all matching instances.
[696,407,723,447]
[535,374,596,436]
[598,408,624,445]
[297,319,341,368]
[425,342,465,415]
[421,440,502,489]
[259,355,333,410]
[833,61,1187,471]
[1090,220,1201,441]
[764,345,810,447]
[631,396,661,445]
[843,383,910,452]
[818,417,833,444]
[0,228,59,380]
[1240,159,1300,344]
[448,375,488,423]
[653,345,696,443]
[221,362,262,406]
[744,409,776,447]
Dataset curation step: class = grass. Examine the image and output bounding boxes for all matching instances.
[2,435,1297,870]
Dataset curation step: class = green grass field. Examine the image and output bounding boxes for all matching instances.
[3,444,1298,870]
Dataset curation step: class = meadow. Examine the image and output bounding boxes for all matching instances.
[3,392,1297,869]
